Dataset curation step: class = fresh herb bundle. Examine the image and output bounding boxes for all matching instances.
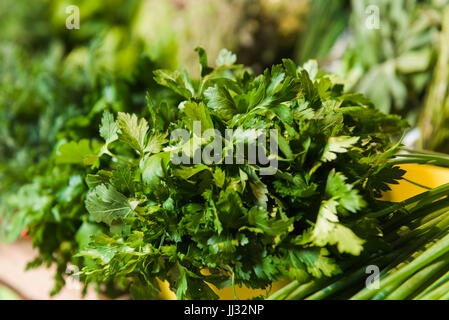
[73,48,409,299]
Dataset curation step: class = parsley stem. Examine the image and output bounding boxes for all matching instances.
[105,150,134,165]
[401,177,431,190]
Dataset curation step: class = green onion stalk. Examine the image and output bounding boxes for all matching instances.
[269,151,449,300]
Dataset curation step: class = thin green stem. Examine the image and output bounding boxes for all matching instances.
[366,182,449,219]
[266,280,299,300]
[383,197,449,232]
[402,177,432,190]
[390,155,449,167]
[415,269,449,300]
[439,290,449,300]
[401,148,449,157]
[419,279,449,300]
[105,150,135,165]
[305,267,367,300]
[351,231,449,300]
[385,256,449,300]
[284,279,329,300]
[387,207,449,247]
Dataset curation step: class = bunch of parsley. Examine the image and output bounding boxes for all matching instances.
[73,48,408,299]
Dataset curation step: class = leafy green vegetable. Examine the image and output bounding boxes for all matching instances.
[86,184,137,226]
[74,48,408,299]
